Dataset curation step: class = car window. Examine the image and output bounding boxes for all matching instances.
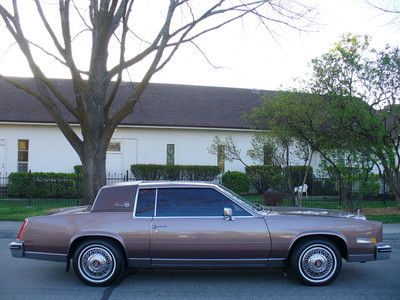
[156,188,251,217]
[135,189,156,217]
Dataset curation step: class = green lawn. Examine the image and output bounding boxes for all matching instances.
[0,200,79,221]
[242,194,400,223]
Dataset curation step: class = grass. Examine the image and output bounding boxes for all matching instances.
[364,214,400,223]
[242,194,400,223]
[0,199,79,221]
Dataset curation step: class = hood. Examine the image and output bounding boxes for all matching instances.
[263,206,366,220]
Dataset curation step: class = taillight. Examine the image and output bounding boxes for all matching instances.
[17,219,28,240]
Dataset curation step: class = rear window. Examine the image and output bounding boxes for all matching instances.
[135,189,156,217]
[91,185,136,212]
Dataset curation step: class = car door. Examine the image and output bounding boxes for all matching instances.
[150,187,271,267]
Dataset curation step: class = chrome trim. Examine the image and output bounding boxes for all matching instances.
[24,251,67,262]
[154,188,158,217]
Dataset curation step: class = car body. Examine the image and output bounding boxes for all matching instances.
[9,181,391,286]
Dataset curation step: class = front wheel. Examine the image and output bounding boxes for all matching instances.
[73,239,125,286]
[290,239,342,286]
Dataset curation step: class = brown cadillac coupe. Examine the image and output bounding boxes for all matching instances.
[9,181,391,286]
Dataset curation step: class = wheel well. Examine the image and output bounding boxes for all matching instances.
[288,234,348,260]
[68,236,128,264]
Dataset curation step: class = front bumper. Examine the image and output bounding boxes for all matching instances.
[375,243,392,260]
[9,241,24,258]
[348,242,392,262]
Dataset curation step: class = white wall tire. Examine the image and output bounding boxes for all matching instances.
[290,239,342,286]
[73,239,125,286]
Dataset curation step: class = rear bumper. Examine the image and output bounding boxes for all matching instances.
[347,242,392,262]
[9,240,67,262]
[9,241,24,258]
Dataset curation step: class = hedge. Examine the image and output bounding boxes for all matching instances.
[245,166,284,194]
[221,171,250,194]
[131,164,221,181]
[7,172,82,199]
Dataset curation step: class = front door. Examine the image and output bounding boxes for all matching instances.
[150,187,270,266]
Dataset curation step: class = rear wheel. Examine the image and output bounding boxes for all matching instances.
[290,239,342,286]
[73,239,125,286]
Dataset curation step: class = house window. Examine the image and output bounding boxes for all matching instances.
[217,145,225,172]
[107,142,121,152]
[167,144,175,165]
[17,139,29,172]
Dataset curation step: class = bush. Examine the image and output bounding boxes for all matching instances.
[221,171,250,194]
[245,166,284,194]
[73,165,83,174]
[8,172,82,199]
[130,164,221,181]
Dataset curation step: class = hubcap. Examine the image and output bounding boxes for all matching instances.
[78,245,116,283]
[299,245,336,282]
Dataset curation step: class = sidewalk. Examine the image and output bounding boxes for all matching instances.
[1,221,400,240]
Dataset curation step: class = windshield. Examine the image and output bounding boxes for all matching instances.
[217,185,262,212]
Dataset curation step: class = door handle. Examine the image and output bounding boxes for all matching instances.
[152,225,167,231]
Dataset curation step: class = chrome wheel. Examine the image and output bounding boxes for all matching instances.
[77,244,116,283]
[298,244,337,283]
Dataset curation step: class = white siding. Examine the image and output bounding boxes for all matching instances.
[0,123,313,175]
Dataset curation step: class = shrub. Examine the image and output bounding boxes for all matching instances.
[73,165,83,174]
[130,164,221,181]
[245,166,284,194]
[221,171,250,194]
[8,172,82,199]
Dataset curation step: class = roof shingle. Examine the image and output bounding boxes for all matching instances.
[0,77,269,129]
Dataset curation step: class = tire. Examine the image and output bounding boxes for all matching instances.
[290,238,342,286]
[73,239,125,286]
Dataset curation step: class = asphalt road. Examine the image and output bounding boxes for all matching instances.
[0,238,399,300]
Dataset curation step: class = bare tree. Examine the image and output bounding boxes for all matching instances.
[0,0,313,203]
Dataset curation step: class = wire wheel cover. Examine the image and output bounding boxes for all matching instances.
[78,245,116,282]
[299,244,336,282]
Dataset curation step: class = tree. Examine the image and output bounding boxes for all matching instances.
[0,0,313,203]
[310,34,400,206]
[247,34,400,207]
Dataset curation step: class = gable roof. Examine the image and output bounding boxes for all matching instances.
[0,77,270,129]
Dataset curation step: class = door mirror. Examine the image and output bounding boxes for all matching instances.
[224,207,234,221]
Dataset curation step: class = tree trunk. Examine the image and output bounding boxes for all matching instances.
[298,150,313,207]
[385,171,400,207]
[81,142,107,205]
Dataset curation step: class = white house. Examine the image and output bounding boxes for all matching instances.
[0,78,317,176]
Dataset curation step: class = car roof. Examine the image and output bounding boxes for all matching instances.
[105,181,218,189]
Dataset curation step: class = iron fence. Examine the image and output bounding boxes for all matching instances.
[0,171,396,209]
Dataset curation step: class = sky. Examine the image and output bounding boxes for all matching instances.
[0,0,399,91]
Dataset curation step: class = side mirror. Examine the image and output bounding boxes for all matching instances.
[224,207,234,221]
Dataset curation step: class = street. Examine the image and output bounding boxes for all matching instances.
[0,238,399,300]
